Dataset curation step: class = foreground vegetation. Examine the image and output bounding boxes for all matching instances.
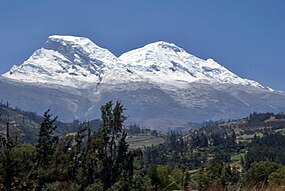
[1,102,285,190]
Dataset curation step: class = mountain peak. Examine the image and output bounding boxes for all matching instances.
[47,35,97,47]
[3,35,273,91]
[149,41,185,52]
[118,41,269,90]
[2,35,118,88]
[44,35,113,58]
[132,41,186,54]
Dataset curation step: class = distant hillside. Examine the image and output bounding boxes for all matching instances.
[183,112,285,144]
[0,103,100,143]
[219,112,285,142]
[0,103,39,143]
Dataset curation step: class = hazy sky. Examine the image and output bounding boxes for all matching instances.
[0,0,284,91]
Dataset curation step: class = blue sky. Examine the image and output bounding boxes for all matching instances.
[0,0,284,91]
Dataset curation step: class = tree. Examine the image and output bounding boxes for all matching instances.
[36,109,58,166]
[130,175,152,191]
[268,166,285,186]
[35,109,58,190]
[194,162,233,190]
[115,131,132,181]
[83,101,130,190]
[170,166,183,190]
[84,180,103,191]
[243,161,280,187]
[147,165,159,191]
[147,164,180,191]
[71,122,88,182]
[10,144,37,190]
[2,122,17,191]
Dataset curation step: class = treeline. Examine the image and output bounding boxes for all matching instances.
[0,102,100,143]
[1,101,285,190]
[142,123,285,190]
[0,101,146,191]
[126,124,159,136]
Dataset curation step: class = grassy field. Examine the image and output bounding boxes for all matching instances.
[127,134,165,149]
[231,153,245,162]
[239,132,262,141]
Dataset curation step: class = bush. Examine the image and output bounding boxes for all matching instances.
[268,166,285,186]
[85,180,103,191]
[44,182,80,191]
[243,161,280,187]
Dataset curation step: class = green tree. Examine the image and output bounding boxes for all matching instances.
[147,165,159,191]
[84,180,103,191]
[194,162,231,191]
[71,122,88,183]
[130,175,152,191]
[156,165,171,190]
[268,166,285,186]
[10,144,37,190]
[2,122,18,191]
[171,166,183,189]
[36,109,58,190]
[36,109,58,166]
[81,101,131,190]
[243,161,280,187]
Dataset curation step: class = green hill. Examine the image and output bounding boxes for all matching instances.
[0,103,100,143]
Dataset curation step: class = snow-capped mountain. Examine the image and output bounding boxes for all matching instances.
[3,35,268,91]
[4,35,120,88]
[118,41,265,90]
[1,35,285,130]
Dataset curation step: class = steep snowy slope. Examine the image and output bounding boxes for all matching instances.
[118,41,265,90]
[3,35,119,88]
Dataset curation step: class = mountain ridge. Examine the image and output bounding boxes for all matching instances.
[1,35,284,130]
[2,35,275,92]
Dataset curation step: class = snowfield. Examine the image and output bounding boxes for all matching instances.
[3,35,271,91]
